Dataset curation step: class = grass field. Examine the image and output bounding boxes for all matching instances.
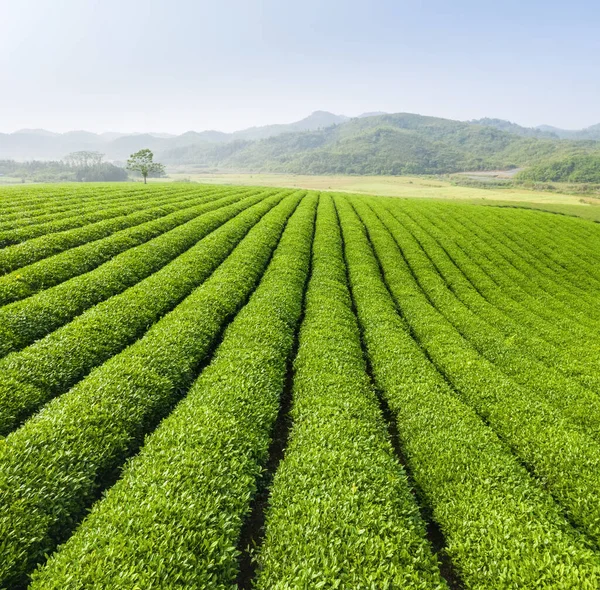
[165,170,592,202]
[166,172,600,222]
[2,183,600,588]
[0,176,25,185]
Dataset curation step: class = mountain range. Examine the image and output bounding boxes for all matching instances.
[2,111,600,176]
[0,111,355,161]
[470,118,600,141]
[155,113,600,176]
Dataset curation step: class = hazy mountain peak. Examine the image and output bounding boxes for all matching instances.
[357,111,387,118]
[4,110,600,164]
[535,123,600,140]
[470,118,558,139]
[63,130,102,139]
[295,111,349,126]
[14,128,60,136]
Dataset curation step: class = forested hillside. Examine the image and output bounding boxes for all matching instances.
[3,112,600,178]
[517,154,600,183]
[161,113,600,176]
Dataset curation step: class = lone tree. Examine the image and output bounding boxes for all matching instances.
[126,149,165,184]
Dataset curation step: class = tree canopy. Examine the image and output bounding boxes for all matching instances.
[126,149,165,183]
[64,151,105,168]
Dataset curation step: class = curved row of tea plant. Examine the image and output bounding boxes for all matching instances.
[336,195,600,587]
[0,184,188,233]
[255,194,445,589]
[387,204,597,366]
[0,188,144,232]
[0,192,302,588]
[30,192,318,588]
[404,203,600,386]
[355,198,600,552]
[413,203,598,326]
[425,203,600,331]
[0,192,288,434]
[0,185,201,247]
[0,186,251,307]
[479,207,600,291]
[0,183,190,220]
[0,186,221,273]
[399,201,598,343]
[0,190,264,359]
[392,203,600,389]
[0,184,149,219]
[373,202,600,441]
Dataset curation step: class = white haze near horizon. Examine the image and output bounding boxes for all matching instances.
[1,0,599,134]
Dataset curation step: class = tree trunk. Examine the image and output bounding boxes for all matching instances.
[143,174,147,184]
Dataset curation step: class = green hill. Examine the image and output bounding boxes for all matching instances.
[536,123,600,141]
[160,112,600,175]
[469,118,558,139]
[4,112,600,178]
[517,154,600,183]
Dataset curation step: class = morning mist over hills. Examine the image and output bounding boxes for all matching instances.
[0,111,365,161]
[3,110,600,179]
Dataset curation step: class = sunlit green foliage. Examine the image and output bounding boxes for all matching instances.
[1,183,600,588]
[30,193,317,588]
[0,192,302,587]
[255,194,445,588]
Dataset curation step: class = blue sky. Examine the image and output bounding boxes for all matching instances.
[1,0,599,133]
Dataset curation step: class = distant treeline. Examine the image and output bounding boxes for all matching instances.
[0,157,128,183]
[516,154,600,183]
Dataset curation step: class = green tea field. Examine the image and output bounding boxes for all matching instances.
[2,183,600,588]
